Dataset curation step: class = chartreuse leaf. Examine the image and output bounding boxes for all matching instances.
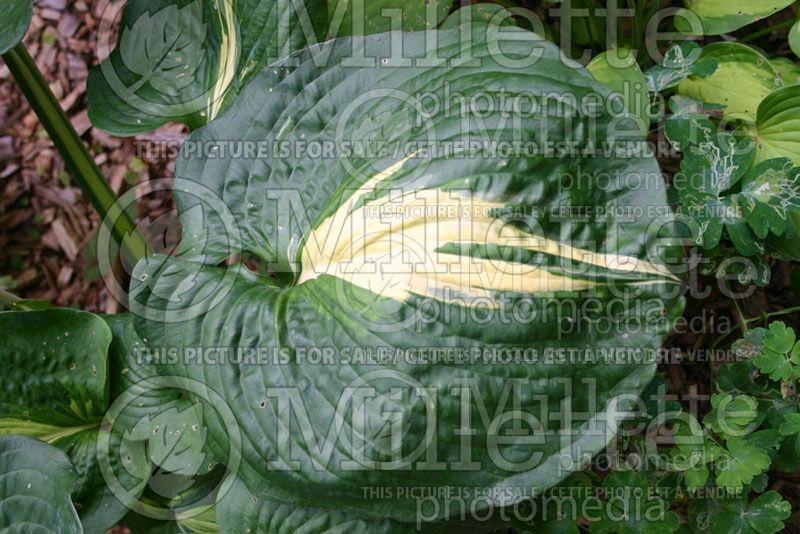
[790,20,800,59]
[0,435,82,532]
[710,491,791,534]
[751,85,800,164]
[677,43,782,121]
[88,0,328,136]
[644,42,718,93]
[329,0,453,36]
[590,471,680,534]
[0,0,31,55]
[752,321,800,382]
[587,48,650,135]
[772,57,800,85]
[130,28,684,527]
[675,0,793,36]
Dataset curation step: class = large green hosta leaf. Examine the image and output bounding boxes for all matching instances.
[130,28,684,526]
[0,0,31,55]
[0,310,199,532]
[329,0,453,37]
[0,435,82,532]
[0,309,127,531]
[88,0,328,136]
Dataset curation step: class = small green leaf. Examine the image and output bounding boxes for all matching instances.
[0,435,82,532]
[704,393,759,437]
[715,437,771,490]
[644,42,718,92]
[710,491,791,534]
[0,0,31,55]
[753,321,798,381]
[779,412,800,436]
[677,43,782,121]
[736,159,800,239]
[676,0,794,36]
[683,464,710,490]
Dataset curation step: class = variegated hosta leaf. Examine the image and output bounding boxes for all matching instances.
[751,84,800,165]
[676,0,794,36]
[329,0,454,37]
[737,159,800,240]
[0,435,83,533]
[643,42,718,93]
[666,98,762,255]
[130,28,684,526]
[88,0,328,136]
[0,310,209,532]
[677,42,782,121]
[0,0,31,54]
[0,309,130,532]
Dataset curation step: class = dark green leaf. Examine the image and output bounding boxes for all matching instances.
[130,28,684,524]
[709,491,791,534]
[0,0,31,55]
[88,0,328,136]
[0,435,82,532]
[329,0,453,37]
[644,42,718,93]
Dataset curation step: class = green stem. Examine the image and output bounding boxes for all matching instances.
[745,305,800,324]
[2,44,147,264]
[739,17,796,43]
[725,281,749,334]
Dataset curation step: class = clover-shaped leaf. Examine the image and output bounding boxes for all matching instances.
[715,437,771,490]
[753,321,800,382]
[704,393,759,438]
[710,491,791,534]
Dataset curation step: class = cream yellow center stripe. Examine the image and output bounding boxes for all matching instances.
[209,0,238,120]
[298,156,679,305]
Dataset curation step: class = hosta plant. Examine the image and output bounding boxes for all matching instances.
[2,1,800,533]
